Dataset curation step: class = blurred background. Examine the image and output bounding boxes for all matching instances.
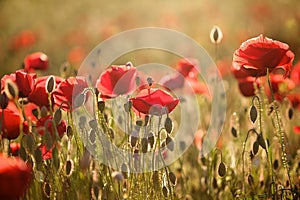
[0,0,300,77]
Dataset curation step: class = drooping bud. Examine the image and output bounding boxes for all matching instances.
[250,105,258,123]
[218,162,226,177]
[164,117,173,133]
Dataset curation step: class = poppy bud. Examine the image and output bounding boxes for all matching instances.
[98,101,105,112]
[166,136,174,151]
[250,105,258,123]
[54,109,62,125]
[89,129,96,145]
[168,171,177,186]
[74,93,85,108]
[0,92,9,109]
[65,159,74,176]
[164,117,173,133]
[67,125,73,139]
[256,134,266,149]
[141,138,148,153]
[162,186,168,197]
[107,127,114,139]
[252,141,259,155]
[46,75,55,93]
[148,132,155,148]
[147,77,153,86]
[43,182,51,198]
[288,107,293,120]
[218,162,226,177]
[231,127,237,137]
[210,26,223,44]
[89,119,98,130]
[5,80,18,100]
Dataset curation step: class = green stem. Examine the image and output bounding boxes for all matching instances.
[266,69,291,190]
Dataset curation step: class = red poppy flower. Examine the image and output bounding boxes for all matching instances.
[28,76,63,108]
[237,77,261,97]
[290,61,300,85]
[24,52,49,72]
[39,145,52,160]
[36,115,66,138]
[0,154,32,199]
[53,77,88,111]
[9,142,20,156]
[130,89,179,115]
[0,102,22,140]
[177,58,199,78]
[96,65,137,98]
[232,35,294,78]
[1,70,36,98]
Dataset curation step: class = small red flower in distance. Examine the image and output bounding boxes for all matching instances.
[0,154,32,199]
[96,64,137,99]
[53,76,88,111]
[9,142,20,156]
[290,61,300,86]
[232,35,294,78]
[39,145,53,160]
[1,70,36,98]
[24,52,49,72]
[9,30,36,50]
[130,89,179,115]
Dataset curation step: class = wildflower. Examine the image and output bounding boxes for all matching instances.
[96,63,137,99]
[53,76,88,111]
[28,76,63,108]
[1,70,36,98]
[232,35,294,78]
[130,89,179,115]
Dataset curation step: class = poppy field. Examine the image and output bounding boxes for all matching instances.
[0,0,300,199]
